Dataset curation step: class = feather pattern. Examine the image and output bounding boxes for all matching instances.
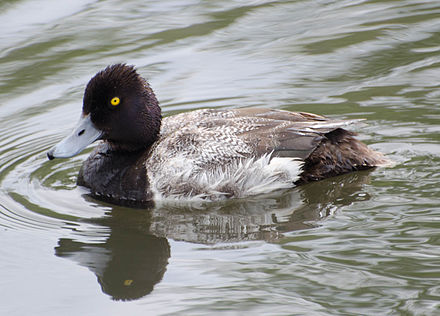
[144,108,370,200]
[51,64,389,206]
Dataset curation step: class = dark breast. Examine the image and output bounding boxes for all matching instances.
[77,143,154,207]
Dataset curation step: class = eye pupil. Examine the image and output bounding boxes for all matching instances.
[111,97,120,106]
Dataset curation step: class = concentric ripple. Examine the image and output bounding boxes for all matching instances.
[1,0,440,314]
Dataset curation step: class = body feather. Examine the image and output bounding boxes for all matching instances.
[143,108,386,200]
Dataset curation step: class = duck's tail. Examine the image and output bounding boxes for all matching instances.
[296,128,391,184]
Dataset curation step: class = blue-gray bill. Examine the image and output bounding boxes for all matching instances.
[47,114,102,160]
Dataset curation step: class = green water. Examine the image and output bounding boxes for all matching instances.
[1,0,440,315]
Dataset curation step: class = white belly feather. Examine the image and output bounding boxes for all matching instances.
[147,154,303,201]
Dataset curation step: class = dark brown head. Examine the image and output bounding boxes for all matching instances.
[47,64,161,159]
[84,64,161,150]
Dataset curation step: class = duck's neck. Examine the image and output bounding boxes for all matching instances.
[106,140,156,153]
[77,142,155,207]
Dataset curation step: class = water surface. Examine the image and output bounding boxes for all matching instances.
[1,0,440,315]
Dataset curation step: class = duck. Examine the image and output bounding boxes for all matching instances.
[47,64,388,206]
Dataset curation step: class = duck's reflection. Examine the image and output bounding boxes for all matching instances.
[55,170,372,301]
[55,209,170,301]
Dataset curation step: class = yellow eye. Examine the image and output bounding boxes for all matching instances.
[110,97,120,106]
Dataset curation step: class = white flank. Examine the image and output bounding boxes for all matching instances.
[147,154,303,201]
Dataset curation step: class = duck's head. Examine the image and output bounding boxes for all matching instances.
[47,64,161,160]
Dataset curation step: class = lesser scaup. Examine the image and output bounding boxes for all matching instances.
[47,64,388,205]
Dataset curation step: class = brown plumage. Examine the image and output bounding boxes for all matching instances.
[296,128,387,184]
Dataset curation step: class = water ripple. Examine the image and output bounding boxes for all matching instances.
[1,0,440,314]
